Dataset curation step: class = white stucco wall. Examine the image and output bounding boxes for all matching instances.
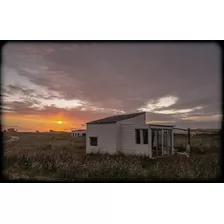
[118,113,146,124]
[86,124,117,154]
[120,124,150,156]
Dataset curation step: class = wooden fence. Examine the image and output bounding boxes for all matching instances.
[173,127,220,151]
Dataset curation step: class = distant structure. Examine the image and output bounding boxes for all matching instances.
[86,112,175,158]
[71,129,86,137]
[7,128,18,132]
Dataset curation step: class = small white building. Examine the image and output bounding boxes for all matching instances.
[86,112,175,158]
[71,129,86,137]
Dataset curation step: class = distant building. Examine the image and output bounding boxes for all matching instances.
[71,129,86,137]
[7,128,17,132]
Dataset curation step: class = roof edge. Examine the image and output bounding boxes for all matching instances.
[86,112,145,124]
[148,124,175,127]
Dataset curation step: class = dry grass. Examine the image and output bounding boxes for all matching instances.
[3,132,221,182]
[174,133,220,154]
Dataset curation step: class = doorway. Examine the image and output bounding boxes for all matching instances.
[151,128,173,158]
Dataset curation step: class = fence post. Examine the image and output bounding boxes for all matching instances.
[187,128,191,146]
[186,128,191,156]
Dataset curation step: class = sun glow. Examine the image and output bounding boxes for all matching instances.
[57,120,63,124]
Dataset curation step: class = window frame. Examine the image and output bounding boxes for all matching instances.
[135,129,148,145]
[90,137,98,146]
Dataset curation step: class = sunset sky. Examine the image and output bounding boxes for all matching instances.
[2,42,221,132]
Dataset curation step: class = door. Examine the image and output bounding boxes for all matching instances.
[152,128,173,158]
[152,129,162,158]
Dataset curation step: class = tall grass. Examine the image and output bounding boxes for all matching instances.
[3,133,221,181]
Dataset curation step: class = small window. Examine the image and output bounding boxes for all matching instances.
[136,129,148,144]
[90,137,98,146]
[152,129,155,148]
[143,129,148,144]
[82,133,86,137]
[135,129,141,144]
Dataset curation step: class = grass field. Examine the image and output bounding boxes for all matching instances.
[3,132,221,182]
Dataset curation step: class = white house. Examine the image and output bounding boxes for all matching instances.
[86,112,175,158]
[71,129,86,137]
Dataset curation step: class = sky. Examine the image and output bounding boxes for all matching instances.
[1,42,222,132]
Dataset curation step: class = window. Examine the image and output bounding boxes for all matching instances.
[143,129,148,144]
[82,133,86,137]
[90,137,98,146]
[135,129,148,144]
[136,129,141,144]
[152,129,155,148]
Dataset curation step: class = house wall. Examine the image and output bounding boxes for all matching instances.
[120,124,150,156]
[86,124,117,154]
[118,113,145,124]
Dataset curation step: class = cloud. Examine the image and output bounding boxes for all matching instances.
[138,96,179,112]
[181,114,222,121]
[154,106,203,115]
[2,42,221,129]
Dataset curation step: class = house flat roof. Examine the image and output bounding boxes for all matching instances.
[148,124,175,127]
[87,112,145,124]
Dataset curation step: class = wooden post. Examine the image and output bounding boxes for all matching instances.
[187,128,191,146]
[148,128,152,158]
[186,128,191,156]
[156,130,158,157]
[171,129,174,155]
[161,130,164,156]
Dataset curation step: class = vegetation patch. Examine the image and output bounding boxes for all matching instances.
[3,132,221,182]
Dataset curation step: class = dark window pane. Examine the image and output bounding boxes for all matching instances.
[163,129,168,151]
[82,133,86,137]
[90,137,98,146]
[152,129,155,149]
[136,129,141,144]
[143,129,148,144]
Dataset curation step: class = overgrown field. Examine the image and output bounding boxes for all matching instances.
[3,132,221,182]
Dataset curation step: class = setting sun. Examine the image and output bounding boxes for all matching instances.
[57,121,63,124]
